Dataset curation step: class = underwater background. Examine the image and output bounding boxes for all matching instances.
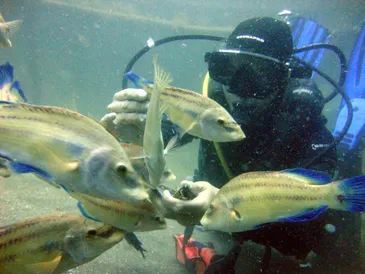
[0,0,365,273]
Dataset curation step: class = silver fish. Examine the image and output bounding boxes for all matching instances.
[0,214,125,274]
[0,102,148,203]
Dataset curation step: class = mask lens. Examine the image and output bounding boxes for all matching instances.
[207,52,236,85]
[207,51,288,98]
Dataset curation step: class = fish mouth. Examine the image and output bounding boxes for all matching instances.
[96,225,123,239]
[220,124,246,141]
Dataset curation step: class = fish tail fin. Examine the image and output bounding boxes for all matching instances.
[331,175,365,212]
[0,62,13,87]
[10,80,28,102]
[124,71,153,89]
[2,19,22,38]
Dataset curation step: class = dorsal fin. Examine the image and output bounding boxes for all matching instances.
[281,168,332,185]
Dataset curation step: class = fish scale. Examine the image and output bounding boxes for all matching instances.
[0,104,114,143]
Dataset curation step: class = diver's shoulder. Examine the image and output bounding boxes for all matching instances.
[285,78,324,100]
[283,78,325,116]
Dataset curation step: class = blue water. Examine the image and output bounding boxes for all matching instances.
[1,0,365,273]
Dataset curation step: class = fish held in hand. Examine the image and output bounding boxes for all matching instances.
[0,102,148,203]
[124,71,245,142]
[201,168,365,232]
[63,186,166,232]
[143,57,173,187]
[0,214,125,274]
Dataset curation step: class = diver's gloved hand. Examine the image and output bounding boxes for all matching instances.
[100,88,149,144]
[161,180,219,227]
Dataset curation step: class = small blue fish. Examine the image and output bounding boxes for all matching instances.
[0,62,27,103]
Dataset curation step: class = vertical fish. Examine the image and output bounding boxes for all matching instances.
[120,142,176,184]
[0,13,22,48]
[0,214,125,274]
[143,57,172,187]
[201,168,365,233]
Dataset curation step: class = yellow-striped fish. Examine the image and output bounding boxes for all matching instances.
[0,62,27,178]
[63,186,167,232]
[0,12,22,48]
[121,142,176,184]
[0,62,28,103]
[0,101,148,203]
[201,168,365,233]
[123,71,245,142]
[0,214,124,274]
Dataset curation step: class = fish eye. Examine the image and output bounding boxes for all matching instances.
[217,118,225,125]
[116,164,128,175]
[231,210,241,220]
[155,216,162,222]
[87,229,97,236]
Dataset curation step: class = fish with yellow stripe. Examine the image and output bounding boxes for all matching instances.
[0,62,28,178]
[62,185,167,232]
[0,62,27,103]
[201,168,365,233]
[124,71,245,142]
[0,100,148,203]
[0,214,125,274]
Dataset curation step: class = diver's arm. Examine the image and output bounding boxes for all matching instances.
[284,78,325,119]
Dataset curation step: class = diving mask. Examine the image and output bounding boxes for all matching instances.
[205,49,291,99]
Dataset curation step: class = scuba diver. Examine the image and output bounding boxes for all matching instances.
[101,17,356,273]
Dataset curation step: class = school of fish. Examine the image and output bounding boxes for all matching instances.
[2,19,365,273]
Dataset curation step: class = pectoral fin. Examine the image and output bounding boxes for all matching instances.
[25,254,63,274]
[177,120,198,139]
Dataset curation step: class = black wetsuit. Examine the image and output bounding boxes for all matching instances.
[162,78,346,273]
[162,78,338,184]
